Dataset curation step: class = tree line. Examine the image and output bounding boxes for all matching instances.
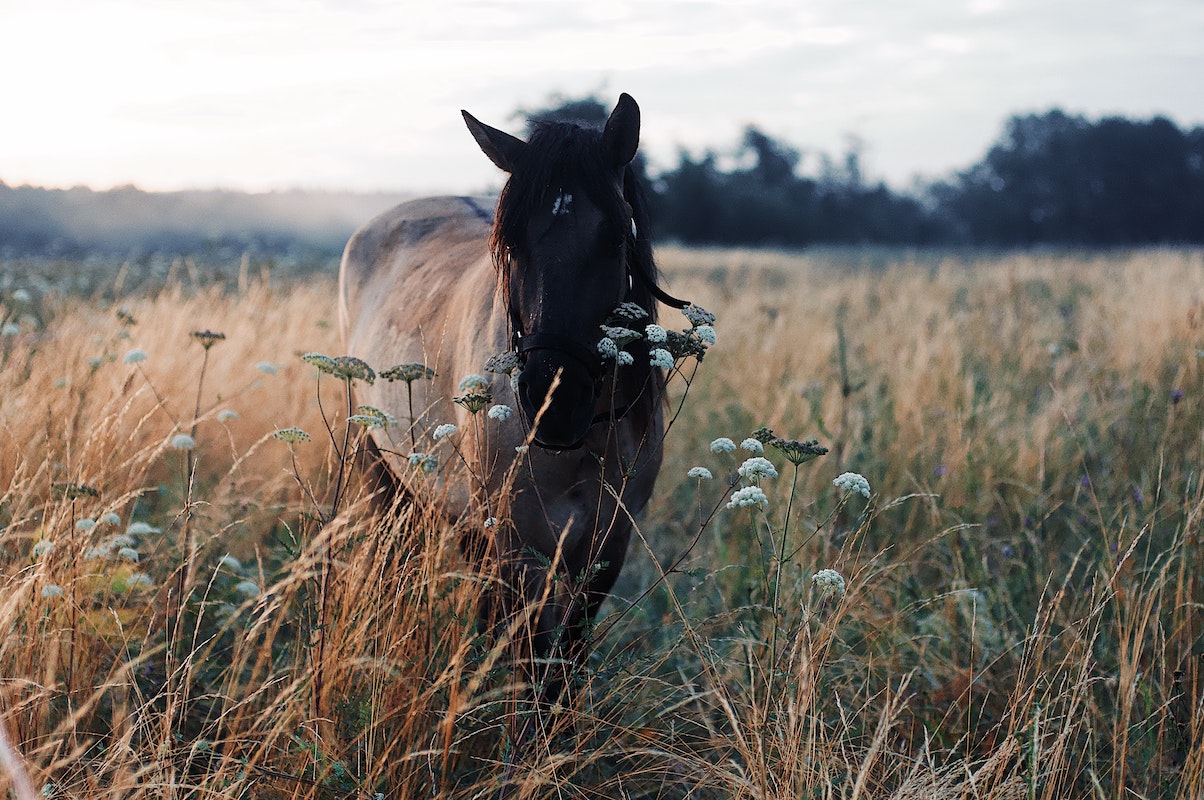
[3,100,1202,257]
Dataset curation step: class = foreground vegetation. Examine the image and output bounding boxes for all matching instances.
[1,247,1201,798]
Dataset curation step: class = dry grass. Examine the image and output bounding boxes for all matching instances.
[1,247,1201,798]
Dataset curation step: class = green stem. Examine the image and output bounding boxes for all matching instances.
[769,463,802,676]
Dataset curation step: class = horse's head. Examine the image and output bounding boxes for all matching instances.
[463,94,643,450]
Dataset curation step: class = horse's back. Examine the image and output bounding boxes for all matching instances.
[338,195,496,348]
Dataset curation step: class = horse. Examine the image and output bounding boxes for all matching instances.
[338,93,685,708]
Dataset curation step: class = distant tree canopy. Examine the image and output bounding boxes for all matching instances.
[2,99,1202,257]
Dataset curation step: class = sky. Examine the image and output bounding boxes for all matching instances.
[3,0,1202,195]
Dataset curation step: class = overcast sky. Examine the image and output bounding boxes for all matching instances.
[3,0,1202,194]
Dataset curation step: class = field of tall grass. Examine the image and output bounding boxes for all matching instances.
[1,247,1201,799]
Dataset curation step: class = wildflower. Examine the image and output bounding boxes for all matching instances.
[190,330,226,349]
[644,324,667,343]
[710,437,736,454]
[457,374,489,393]
[407,452,428,466]
[682,303,716,327]
[597,337,619,359]
[110,534,135,549]
[454,392,491,414]
[170,433,196,450]
[117,547,140,562]
[833,472,871,499]
[488,404,513,421]
[127,521,161,535]
[616,351,634,366]
[75,518,96,532]
[484,352,519,375]
[12,289,32,303]
[694,324,717,346]
[273,427,311,444]
[302,352,339,374]
[256,362,279,375]
[1171,388,1184,405]
[738,456,778,482]
[382,363,437,383]
[811,568,846,597]
[727,486,769,510]
[753,427,827,465]
[87,357,103,370]
[1,322,18,336]
[125,572,154,590]
[515,445,529,454]
[349,414,387,429]
[218,554,243,572]
[650,348,674,369]
[331,356,375,384]
[32,540,54,558]
[687,466,713,480]
[433,423,457,440]
[116,307,136,326]
[484,517,497,528]
[234,580,260,598]
[740,438,764,453]
[419,455,439,474]
[600,325,640,348]
[52,482,99,499]
[216,409,239,422]
[41,584,64,599]
[100,512,121,525]
[84,546,107,560]
[122,349,148,364]
[610,302,648,322]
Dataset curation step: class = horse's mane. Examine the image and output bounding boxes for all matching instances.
[490,120,666,418]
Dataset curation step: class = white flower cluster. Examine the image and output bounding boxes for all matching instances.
[833,471,871,499]
[737,456,778,482]
[811,568,846,597]
[687,466,713,480]
[727,486,769,510]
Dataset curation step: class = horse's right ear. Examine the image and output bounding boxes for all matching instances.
[462,110,526,174]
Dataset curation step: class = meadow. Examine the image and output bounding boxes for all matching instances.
[1,247,1201,799]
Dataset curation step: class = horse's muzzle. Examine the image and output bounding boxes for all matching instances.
[516,356,597,451]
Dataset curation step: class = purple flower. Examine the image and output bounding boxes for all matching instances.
[934,464,948,478]
[1170,389,1184,405]
[1132,487,1145,506]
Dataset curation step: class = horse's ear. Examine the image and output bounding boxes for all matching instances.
[462,110,526,173]
[602,93,640,168]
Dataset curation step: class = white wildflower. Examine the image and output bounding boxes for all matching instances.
[710,437,736,454]
[682,303,716,327]
[407,452,427,466]
[117,547,140,562]
[644,324,667,343]
[217,409,240,422]
[616,350,634,366]
[457,374,489,393]
[41,584,64,599]
[12,289,32,303]
[740,438,764,453]
[597,337,619,359]
[487,404,513,421]
[75,518,96,532]
[256,362,279,375]
[812,568,847,597]
[32,540,55,558]
[433,423,457,440]
[687,466,713,480]
[515,445,529,454]
[110,534,135,549]
[234,580,260,598]
[726,486,769,510]
[650,348,674,369]
[170,433,196,450]
[127,521,160,535]
[419,455,439,474]
[738,456,778,482]
[218,555,243,572]
[125,572,153,590]
[833,472,871,499]
[2,322,20,336]
[484,517,497,528]
[695,325,717,346]
[122,349,148,364]
[100,512,121,526]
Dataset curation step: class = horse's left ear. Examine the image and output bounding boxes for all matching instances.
[602,93,640,168]
[463,110,526,173]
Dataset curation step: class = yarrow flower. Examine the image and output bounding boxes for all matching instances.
[127,521,161,535]
[811,568,846,597]
[687,466,713,480]
[727,486,769,510]
[487,404,513,421]
[217,409,240,422]
[833,471,871,499]
[455,392,491,414]
[273,427,311,444]
[682,303,716,327]
[433,423,457,440]
[458,374,489,393]
[752,425,828,465]
[710,437,737,454]
[738,456,779,482]
[75,518,97,532]
[117,547,140,562]
[644,324,667,343]
[740,438,764,453]
[218,555,243,572]
[41,584,64,599]
[695,325,717,346]
[100,512,121,526]
[234,580,261,598]
[1,322,19,336]
[32,540,54,558]
[484,352,519,375]
[597,337,619,359]
[125,572,153,590]
[610,302,648,322]
[170,433,196,450]
[650,348,674,369]
[600,325,640,348]
[515,445,530,454]
[256,362,279,375]
[190,329,226,349]
[122,349,148,364]
[382,362,437,383]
